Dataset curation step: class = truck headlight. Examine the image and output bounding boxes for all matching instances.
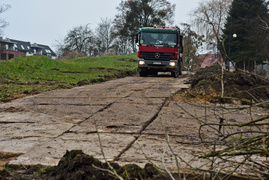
[139,60,145,65]
[169,62,176,67]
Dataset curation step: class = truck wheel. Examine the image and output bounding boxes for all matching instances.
[149,71,158,76]
[178,60,182,75]
[171,71,179,78]
[139,71,148,77]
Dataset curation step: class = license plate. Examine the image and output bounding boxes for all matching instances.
[153,62,161,65]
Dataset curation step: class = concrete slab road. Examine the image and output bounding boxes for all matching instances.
[0,73,191,171]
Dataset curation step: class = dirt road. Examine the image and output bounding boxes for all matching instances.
[0,72,266,173]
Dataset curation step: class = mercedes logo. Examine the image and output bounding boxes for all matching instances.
[154,53,160,59]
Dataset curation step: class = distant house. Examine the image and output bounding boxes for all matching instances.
[199,54,222,68]
[30,43,56,59]
[0,37,56,61]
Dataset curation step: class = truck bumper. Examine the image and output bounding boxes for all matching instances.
[137,58,178,72]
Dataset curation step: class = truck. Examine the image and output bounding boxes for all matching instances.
[136,26,183,78]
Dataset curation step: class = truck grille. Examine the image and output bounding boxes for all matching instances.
[141,52,174,61]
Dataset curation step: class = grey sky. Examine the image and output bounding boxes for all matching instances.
[1,0,201,51]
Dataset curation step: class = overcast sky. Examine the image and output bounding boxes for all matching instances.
[1,0,201,51]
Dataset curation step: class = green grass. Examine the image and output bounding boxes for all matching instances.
[0,53,138,102]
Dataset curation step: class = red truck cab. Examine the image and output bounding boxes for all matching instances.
[136,26,183,77]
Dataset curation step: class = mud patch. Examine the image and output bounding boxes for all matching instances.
[89,67,121,72]
[117,58,137,62]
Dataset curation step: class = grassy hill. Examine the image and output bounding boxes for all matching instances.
[0,54,138,102]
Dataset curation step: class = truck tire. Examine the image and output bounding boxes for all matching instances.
[171,71,179,78]
[178,60,182,75]
[139,71,148,77]
[149,70,158,76]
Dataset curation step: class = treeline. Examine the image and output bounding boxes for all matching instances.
[191,0,269,73]
[55,0,269,74]
[55,0,176,59]
[221,0,269,72]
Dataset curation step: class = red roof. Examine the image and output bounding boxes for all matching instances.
[199,54,222,68]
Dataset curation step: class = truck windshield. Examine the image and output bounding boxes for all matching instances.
[140,32,177,46]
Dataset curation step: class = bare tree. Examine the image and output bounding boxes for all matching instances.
[95,18,114,55]
[181,23,204,71]
[0,4,11,35]
[191,0,232,46]
[113,0,175,53]
[56,24,95,58]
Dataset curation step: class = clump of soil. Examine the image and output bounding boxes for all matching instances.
[118,58,137,62]
[184,64,269,104]
[0,150,171,180]
[0,152,22,172]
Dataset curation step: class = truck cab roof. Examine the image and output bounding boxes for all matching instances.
[140,27,179,34]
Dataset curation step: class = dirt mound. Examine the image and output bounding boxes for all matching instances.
[185,64,269,104]
[45,150,170,180]
[0,150,171,180]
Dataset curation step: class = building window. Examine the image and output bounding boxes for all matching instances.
[1,53,7,60]
[8,54,14,59]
